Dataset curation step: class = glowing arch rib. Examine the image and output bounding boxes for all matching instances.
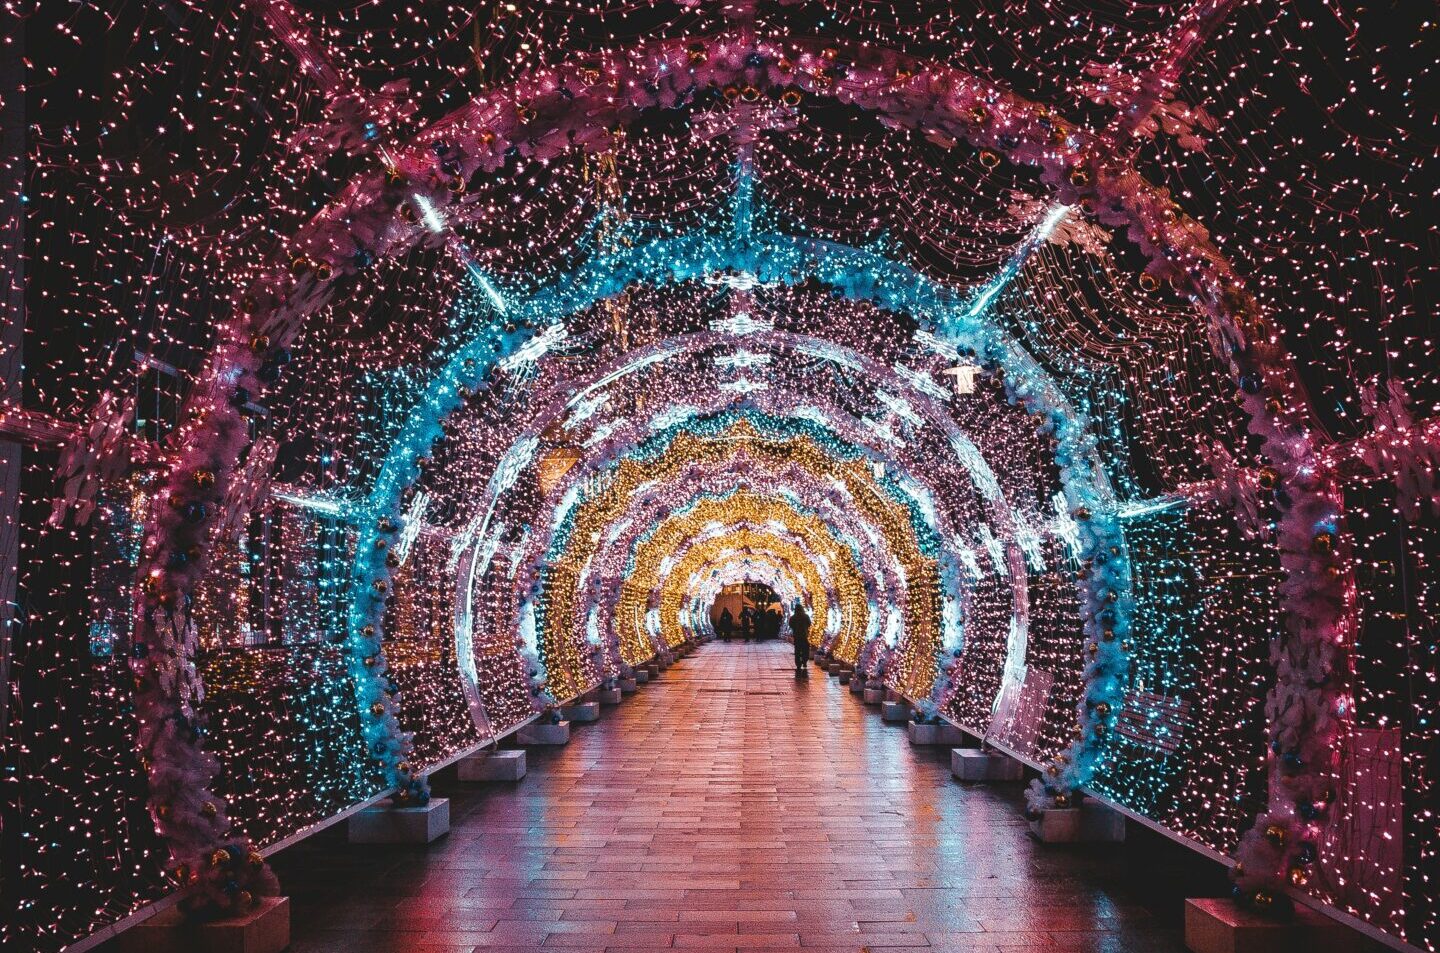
[540,462,898,655]
[355,230,1125,788]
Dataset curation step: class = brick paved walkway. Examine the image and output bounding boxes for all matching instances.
[270,640,1210,952]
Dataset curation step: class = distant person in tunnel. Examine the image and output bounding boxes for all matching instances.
[765,606,782,641]
[716,607,734,642]
[790,602,812,677]
[740,605,755,642]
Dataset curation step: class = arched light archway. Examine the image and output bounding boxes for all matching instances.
[132,21,1344,912]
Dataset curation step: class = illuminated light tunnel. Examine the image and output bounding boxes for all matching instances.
[8,3,1437,952]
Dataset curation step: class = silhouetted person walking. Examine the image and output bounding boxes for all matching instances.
[740,605,755,642]
[716,607,734,642]
[790,602,812,677]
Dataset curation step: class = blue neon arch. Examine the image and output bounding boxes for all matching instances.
[348,228,1133,799]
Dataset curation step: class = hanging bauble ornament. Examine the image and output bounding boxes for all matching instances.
[1068,167,1091,187]
[978,150,1000,169]
[1263,823,1288,847]
[1138,273,1159,293]
[1312,532,1335,555]
[1239,372,1264,394]
[200,801,218,819]
[370,702,386,717]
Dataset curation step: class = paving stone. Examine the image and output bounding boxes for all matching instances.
[250,642,1196,953]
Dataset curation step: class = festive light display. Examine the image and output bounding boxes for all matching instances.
[8,2,1437,952]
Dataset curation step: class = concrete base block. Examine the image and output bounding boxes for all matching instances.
[517,721,571,746]
[1029,807,1081,842]
[828,661,843,675]
[561,702,600,723]
[634,669,650,684]
[838,670,852,684]
[881,701,910,722]
[863,687,884,704]
[458,749,527,782]
[1183,897,1374,953]
[599,687,623,704]
[645,663,660,678]
[849,677,866,694]
[348,797,450,844]
[907,721,967,745]
[620,677,638,693]
[951,748,1024,782]
[1029,801,1126,843]
[119,896,291,953]
[885,689,902,703]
